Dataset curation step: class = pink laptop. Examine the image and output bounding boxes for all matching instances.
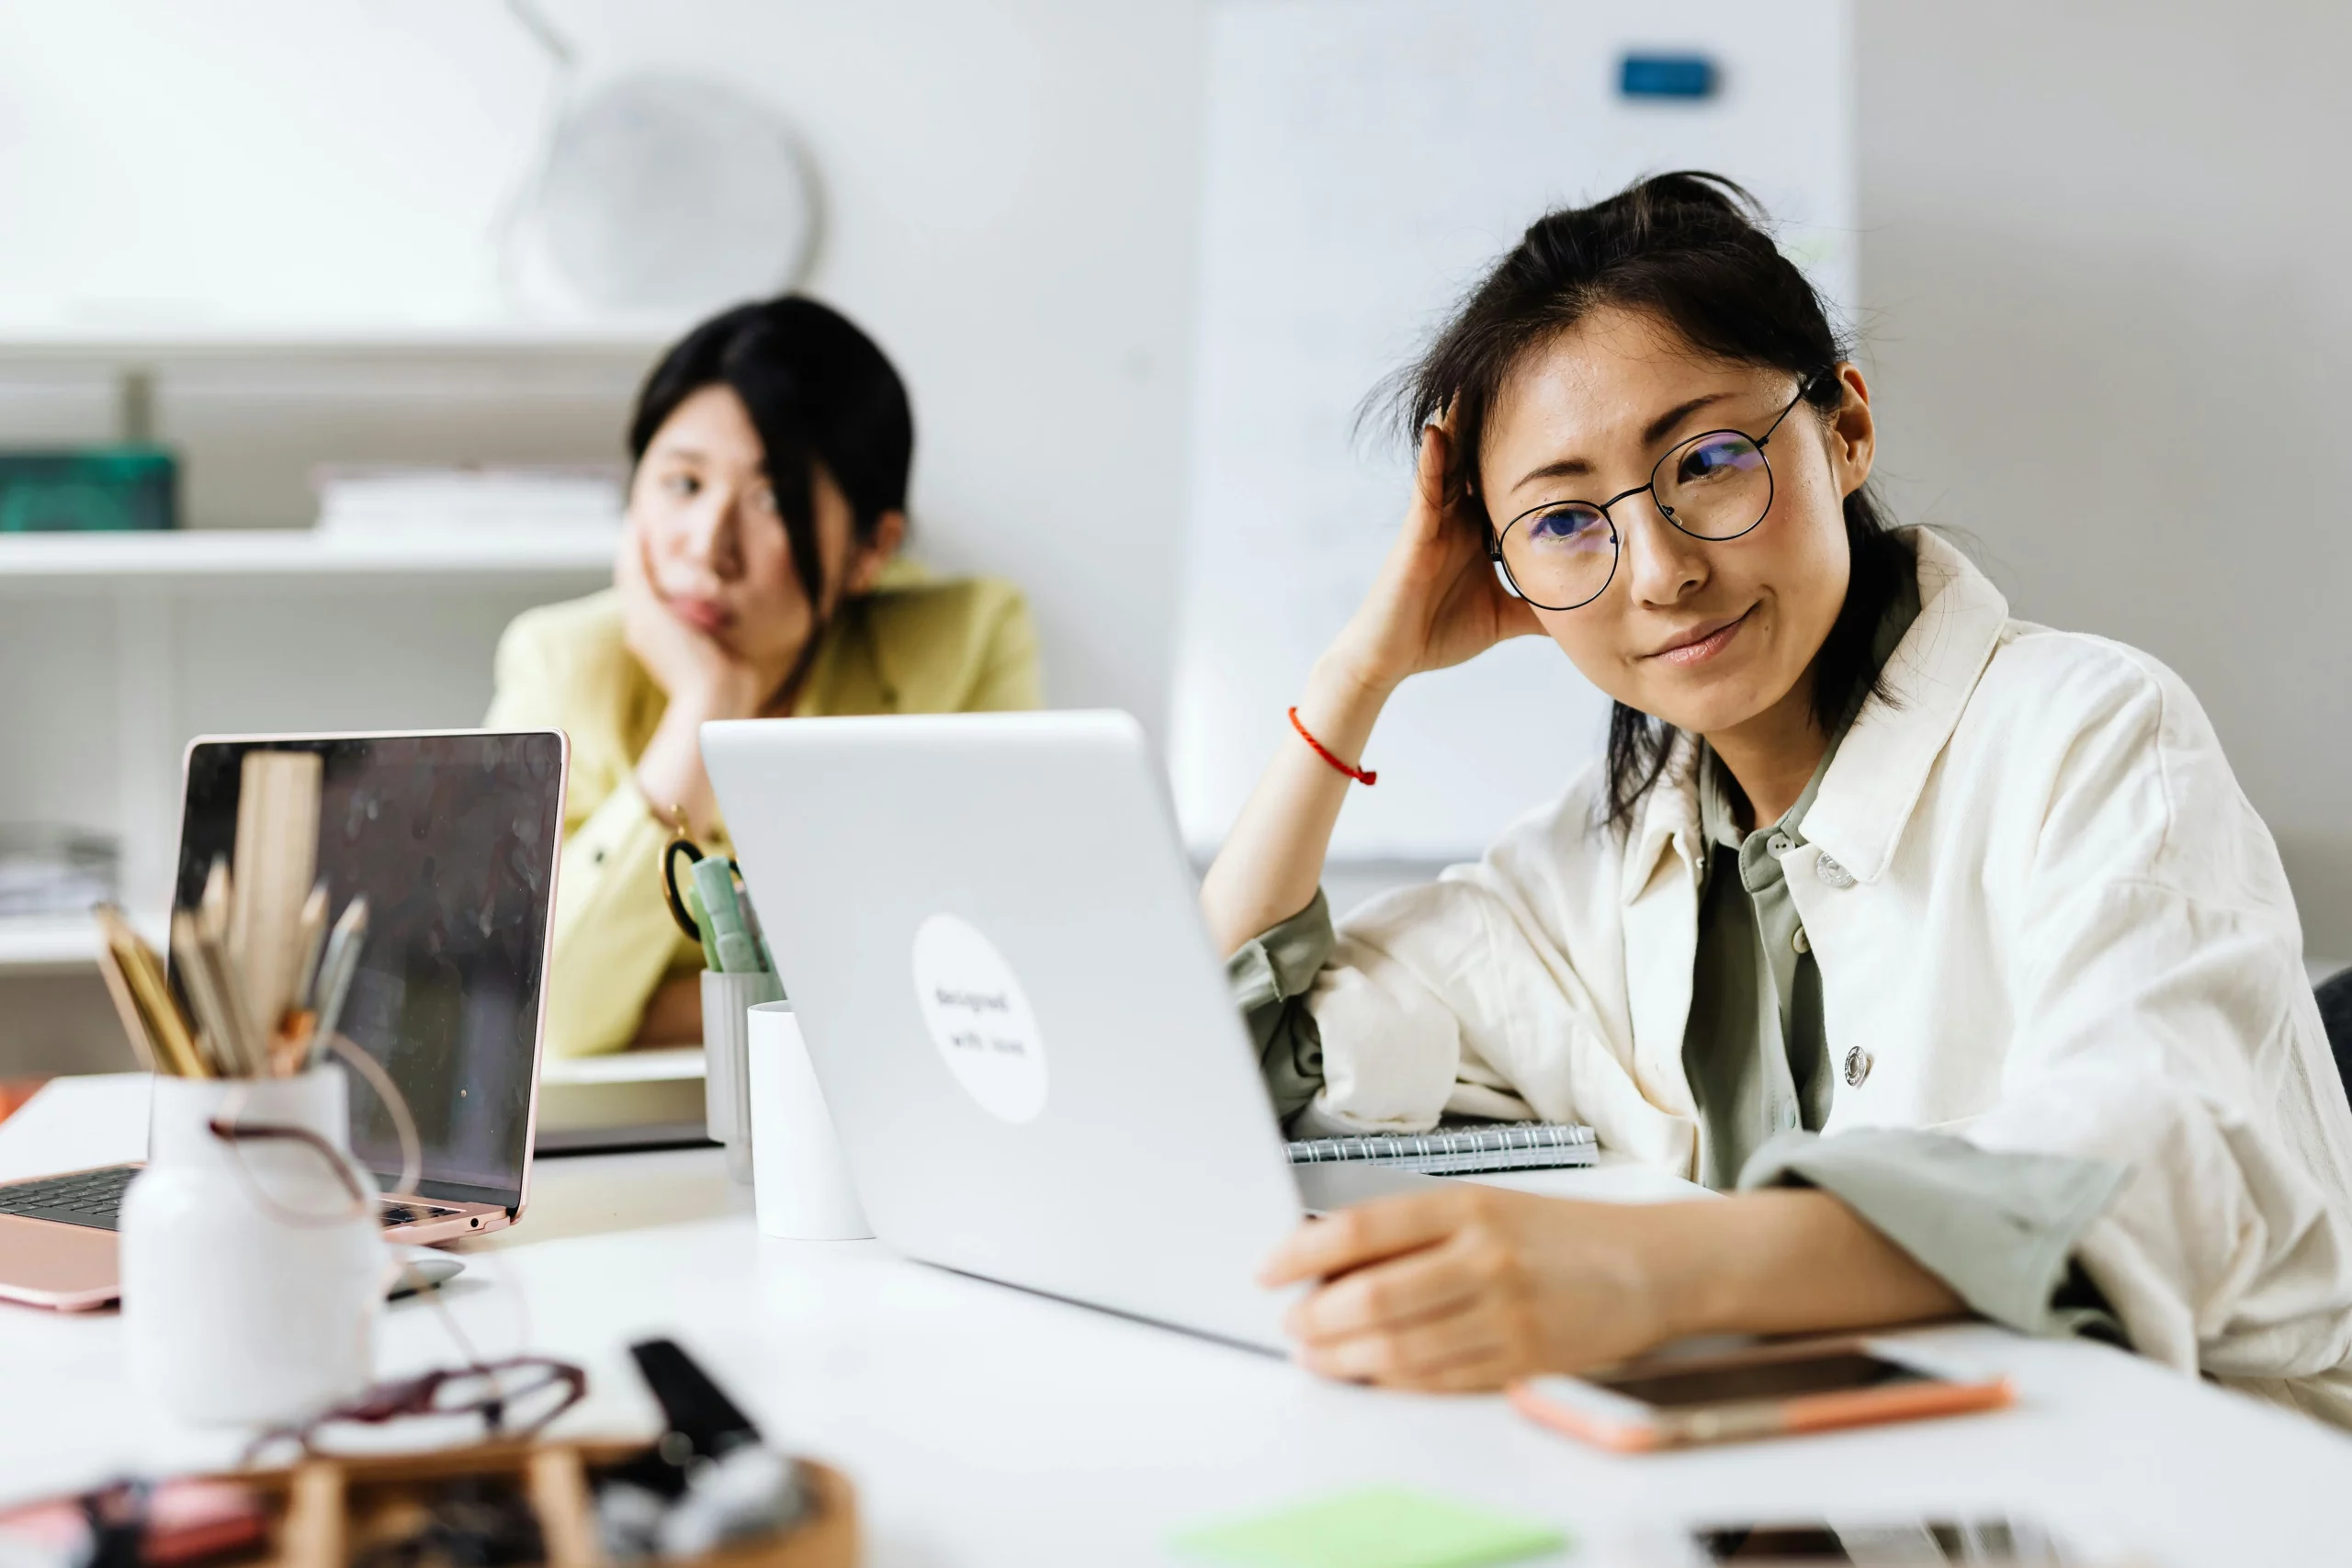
[0,730,569,1311]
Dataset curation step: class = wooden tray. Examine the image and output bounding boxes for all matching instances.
[237,1439,855,1568]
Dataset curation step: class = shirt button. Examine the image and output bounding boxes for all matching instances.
[1767,832,1793,855]
[1843,1045,1873,1088]
[1792,927,1810,954]
[1815,853,1855,888]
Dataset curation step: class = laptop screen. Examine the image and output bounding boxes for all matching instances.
[172,733,566,1211]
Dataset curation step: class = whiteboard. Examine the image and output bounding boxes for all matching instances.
[0,2,548,333]
[1170,0,1854,860]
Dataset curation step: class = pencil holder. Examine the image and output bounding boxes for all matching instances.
[121,1068,388,1427]
[703,968,784,1183]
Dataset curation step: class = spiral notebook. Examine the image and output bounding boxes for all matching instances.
[1284,1122,1597,1176]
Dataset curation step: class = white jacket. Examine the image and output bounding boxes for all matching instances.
[1306,529,2352,1424]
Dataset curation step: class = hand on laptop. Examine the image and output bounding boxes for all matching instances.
[1260,1184,1963,1393]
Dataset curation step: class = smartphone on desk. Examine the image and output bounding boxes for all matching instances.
[1509,1335,2011,1452]
[1681,1517,2109,1565]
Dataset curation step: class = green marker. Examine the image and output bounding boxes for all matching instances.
[734,875,775,977]
[691,856,761,973]
[684,882,723,971]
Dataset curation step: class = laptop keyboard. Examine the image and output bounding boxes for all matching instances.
[0,1167,466,1232]
[0,1165,137,1231]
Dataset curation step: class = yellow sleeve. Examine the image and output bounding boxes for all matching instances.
[542,773,688,1058]
[965,586,1043,712]
[485,604,690,1058]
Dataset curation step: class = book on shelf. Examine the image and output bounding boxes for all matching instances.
[312,465,624,537]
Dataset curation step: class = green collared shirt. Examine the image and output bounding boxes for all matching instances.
[1686,740,1837,1190]
[1679,567,1920,1189]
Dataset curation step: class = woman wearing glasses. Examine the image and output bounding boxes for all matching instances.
[1205,173,2352,1422]
[489,297,1039,1056]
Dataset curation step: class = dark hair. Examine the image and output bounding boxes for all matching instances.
[1394,171,1910,832]
[628,295,914,612]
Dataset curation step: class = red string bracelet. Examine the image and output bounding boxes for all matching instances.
[1288,706,1377,786]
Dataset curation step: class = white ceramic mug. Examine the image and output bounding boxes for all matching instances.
[121,1069,388,1427]
[703,968,784,1184]
[746,1000,870,1240]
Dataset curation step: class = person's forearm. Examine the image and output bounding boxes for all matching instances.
[636,703,724,839]
[632,972,705,1045]
[1645,1190,1964,1341]
[1199,655,1396,955]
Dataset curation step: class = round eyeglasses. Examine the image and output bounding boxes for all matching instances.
[1488,376,1820,612]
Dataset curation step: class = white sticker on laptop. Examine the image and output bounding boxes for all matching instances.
[911,913,1049,1123]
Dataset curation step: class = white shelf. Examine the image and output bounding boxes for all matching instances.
[0,528,619,582]
[0,913,164,969]
[540,1045,707,1086]
[0,917,100,967]
[0,322,678,362]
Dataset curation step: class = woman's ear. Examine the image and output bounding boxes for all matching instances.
[844,509,908,596]
[1826,363,1875,499]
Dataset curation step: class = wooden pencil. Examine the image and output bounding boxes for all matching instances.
[94,905,205,1078]
[172,911,250,1077]
[205,928,266,1077]
[293,882,330,1010]
[89,919,162,1074]
[309,896,369,1068]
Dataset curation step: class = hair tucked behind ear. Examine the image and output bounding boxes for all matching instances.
[1384,171,1910,833]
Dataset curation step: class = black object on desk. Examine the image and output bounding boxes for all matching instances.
[630,1338,764,1462]
[594,1338,807,1562]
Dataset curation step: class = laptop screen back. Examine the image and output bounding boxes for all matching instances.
[173,733,566,1211]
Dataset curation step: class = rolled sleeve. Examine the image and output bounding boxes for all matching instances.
[1740,1127,2129,1340]
[1227,890,1336,1127]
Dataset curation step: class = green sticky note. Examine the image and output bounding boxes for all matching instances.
[1171,1486,1566,1568]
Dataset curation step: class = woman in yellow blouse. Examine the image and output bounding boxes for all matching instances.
[487,297,1040,1056]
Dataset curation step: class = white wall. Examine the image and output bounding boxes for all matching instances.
[0,0,1212,734]
[550,0,1213,734]
[0,6,542,328]
[562,0,2352,954]
[1855,1,2352,953]
[1,0,2346,955]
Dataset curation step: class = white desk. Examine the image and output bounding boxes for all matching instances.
[4,1076,2347,1566]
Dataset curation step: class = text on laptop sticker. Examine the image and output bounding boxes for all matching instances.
[911,913,1050,1123]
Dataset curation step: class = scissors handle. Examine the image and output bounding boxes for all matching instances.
[662,834,707,942]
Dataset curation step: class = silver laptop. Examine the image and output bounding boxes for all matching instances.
[704,710,1430,1352]
[0,730,567,1311]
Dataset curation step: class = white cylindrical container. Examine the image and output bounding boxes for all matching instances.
[746,1000,870,1240]
[121,1070,388,1427]
[703,968,784,1184]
